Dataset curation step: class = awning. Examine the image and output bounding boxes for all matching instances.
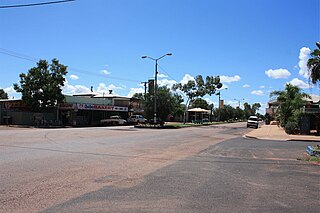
[188,108,210,113]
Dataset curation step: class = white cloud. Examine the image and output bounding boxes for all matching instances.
[180,74,195,84]
[101,70,111,75]
[287,78,310,89]
[96,83,123,95]
[4,86,20,99]
[158,79,177,89]
[63,83,91,95]
[158,73,168,78]
[127,87,144,97]
[62,80,125,96]
[298,47,311,79]
[220,75,241,83]
[251,90,265,96]
[259,85,265,89]
[265,68,291,79]
[225,100,239,108]
[243,84,250,88]
[69,74,79,80]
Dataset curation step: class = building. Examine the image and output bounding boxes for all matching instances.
[0,93,143,126]
[265,94,320,134]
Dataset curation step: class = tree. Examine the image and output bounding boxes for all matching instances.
[243,102,252,119]
[243,102,261,118]
[134,86,183,121]
[172,75,222,123]
[0,89,8,99]
[190,98,210,110]
[270,83,310,127]
[13,59,68,111]
[252,103,261,115]
[307,42,320,86]
[219,105,235,121]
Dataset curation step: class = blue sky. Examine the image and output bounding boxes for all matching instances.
[0,0,319,113]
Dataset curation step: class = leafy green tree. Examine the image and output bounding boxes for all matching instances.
[219,105,235,121]
[234,107,244,120]
[134,86,183,121]
[191,98,210,110]
[243,102,252,118]
[270,83,310,127]
[172,75,222,122]
[243,102,261,118]
[307,42,320,86]
[252,103,261,115]
[13,59,68,111]
[0,89,8,99]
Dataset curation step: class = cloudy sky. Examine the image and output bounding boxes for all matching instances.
[0,0,319,113]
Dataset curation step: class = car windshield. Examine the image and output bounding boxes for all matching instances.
[249,117,258,121]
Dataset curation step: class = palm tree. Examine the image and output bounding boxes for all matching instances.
[307,42,320,85]
[270,84,310,127]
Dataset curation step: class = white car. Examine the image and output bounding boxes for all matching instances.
[100,115,127,125]
[247,116,259,129]
[127,115,147,124]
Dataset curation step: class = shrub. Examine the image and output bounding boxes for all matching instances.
[285,121,298,134]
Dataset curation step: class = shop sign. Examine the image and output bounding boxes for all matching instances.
[58,103,128,112]
[3,100,29,110]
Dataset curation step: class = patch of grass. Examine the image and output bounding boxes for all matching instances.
[164,122,224,128]
[297,155,320,163]
[309,156,320,162]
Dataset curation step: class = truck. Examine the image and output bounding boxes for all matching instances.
[100,115,127,126]
[127,115,147,124]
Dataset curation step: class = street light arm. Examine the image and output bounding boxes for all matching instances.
[142,53,172,61]
[141,56,156,60]
[157,53,172,60]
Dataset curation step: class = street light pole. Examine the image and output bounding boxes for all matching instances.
[218,91,221,121]
[154,59,158,123]
[142,53,172,123]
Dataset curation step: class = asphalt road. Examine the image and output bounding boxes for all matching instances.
[0,123,319,213]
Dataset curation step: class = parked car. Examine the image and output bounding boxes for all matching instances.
[100,115,127,125]
[127,115,147,124]
[247,115,259,129]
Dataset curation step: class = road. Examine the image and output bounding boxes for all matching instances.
[0,123,319,213]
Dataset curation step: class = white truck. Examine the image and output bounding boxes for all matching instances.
[100,115,127,125]
[127,115,147,124]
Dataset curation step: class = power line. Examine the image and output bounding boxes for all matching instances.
[0,0,75,9]
[0,48,142,83]
[157,64,178,82]
[0,48,39,62]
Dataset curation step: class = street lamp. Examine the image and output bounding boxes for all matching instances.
[234,98,245,109]
[142,53,172,123]
[216,88,228,121]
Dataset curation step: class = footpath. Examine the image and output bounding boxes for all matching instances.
[245,125,320,142]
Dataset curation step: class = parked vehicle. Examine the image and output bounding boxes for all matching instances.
[247,115,259,129]
[127,115,147,124]
[100,115,126,125]
[147,118,165,127]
